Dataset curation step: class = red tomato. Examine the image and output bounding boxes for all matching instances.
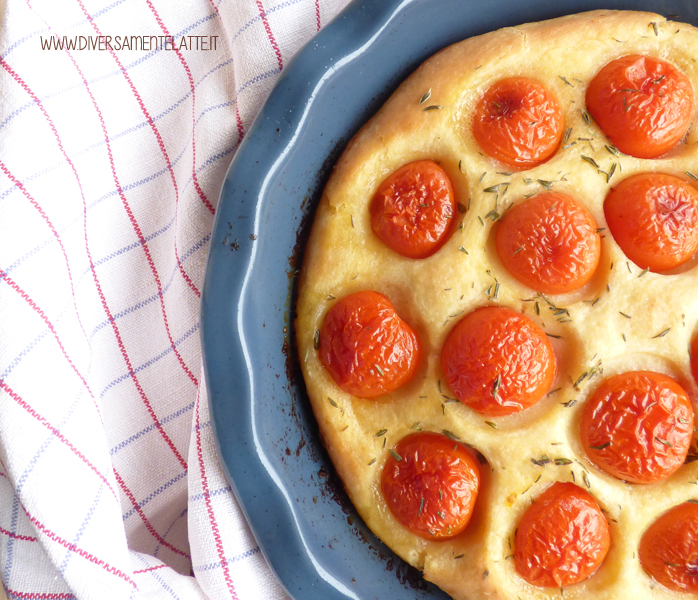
[515,482,610,588]
[370,160,456,259]
[495,192,601,294]
[586,55,693,158]
[440,306,556,417]
[318,291,420,398]
[472,77,564,170]
[381,431,480,540]
[604,173,698,272]
[580,371,693,484]
[639,501,698,593]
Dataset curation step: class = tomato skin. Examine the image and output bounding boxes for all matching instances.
[515,482,610,587]
[604,173,698,272]
[381,431,480,540]
[319,291,421,398]
[495,192,601,294]
[586,55,693,158]
[472,77,564,170]
[370,161,456,259]
[639,502,698,593]
[580,371,693,484]
[440,306,556,417]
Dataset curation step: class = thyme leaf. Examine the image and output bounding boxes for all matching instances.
[483,183,510,193]
[442,429,462,442]
[492,373,502,401]
[581,155,600,169]
[652,327,671,339]
[389,449,403,461]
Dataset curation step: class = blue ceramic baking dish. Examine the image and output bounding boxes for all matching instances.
[200,0,698,598]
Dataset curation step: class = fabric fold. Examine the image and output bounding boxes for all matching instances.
[0,0,349,597]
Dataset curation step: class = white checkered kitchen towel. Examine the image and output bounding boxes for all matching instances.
[0,0,350,597]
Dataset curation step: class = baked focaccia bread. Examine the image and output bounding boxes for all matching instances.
[296,10,698,600]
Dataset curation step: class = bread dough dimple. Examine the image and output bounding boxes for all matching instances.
[296,10,698,600]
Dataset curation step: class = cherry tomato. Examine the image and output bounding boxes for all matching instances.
[580,371,693,484]
[515,482,610,588]
[495,192,601,294]
[604,173,698,272]
[639,501,698,593]
[381,431,480,540]
[440,306,556,417]
[472,77,564,170]
[370,160,456,259]
[586,55,693,158]
[318,291,420,398]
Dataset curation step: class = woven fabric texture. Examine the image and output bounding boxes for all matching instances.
[0,0,350,597]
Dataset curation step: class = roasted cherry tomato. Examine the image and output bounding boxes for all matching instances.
[515,482,610,588]
[639,501,698,593]
[604,173,698,272]
[586,55,693,158]
[495,192,601,294]
[319,291,421,398]
[370,160,456,259]
[381,431,480,540]
[440,306,556,416]
[472,77,564,170]
[580,371,693,484]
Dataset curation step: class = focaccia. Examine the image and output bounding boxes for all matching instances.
[296,10,698,599]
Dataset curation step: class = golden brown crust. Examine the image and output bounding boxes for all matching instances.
[297,10,698,600]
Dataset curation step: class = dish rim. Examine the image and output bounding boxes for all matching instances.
[200,0,698,598]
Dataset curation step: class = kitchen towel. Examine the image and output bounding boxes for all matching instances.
[0,0,350,597]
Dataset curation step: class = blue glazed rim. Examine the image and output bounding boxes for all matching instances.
[201,0,698,598]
